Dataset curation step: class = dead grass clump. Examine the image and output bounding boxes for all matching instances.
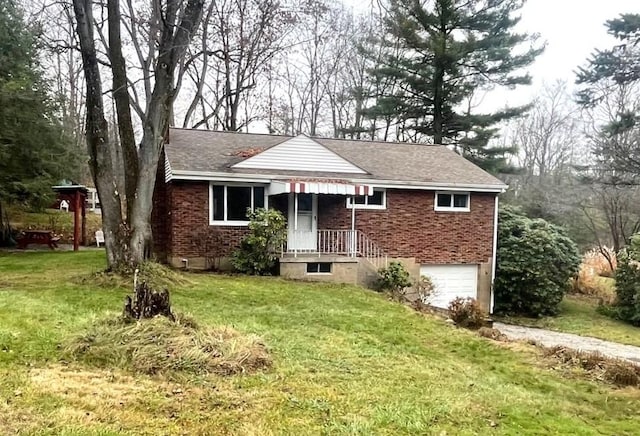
[137,261,193,288]
[73,261,192,290]
[585,248,617,275]
[570,248,617,301]
[477,327,508,342]
[542,346,640,387]
[64,315,271,376]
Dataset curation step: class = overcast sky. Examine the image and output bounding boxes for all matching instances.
[348,0,639,109]
[503,0,639,106]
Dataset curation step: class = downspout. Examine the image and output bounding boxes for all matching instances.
[351,195,356,257]
[490,194,499,314]
[294,193,298,257]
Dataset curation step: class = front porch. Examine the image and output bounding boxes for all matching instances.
[266,186,388,269]
[282,229,388,270]
[268,187,389,287]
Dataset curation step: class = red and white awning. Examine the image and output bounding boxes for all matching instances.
[267,180,373,196]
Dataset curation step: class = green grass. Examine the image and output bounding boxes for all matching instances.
[2,251,640,434]
[497,293,640,348]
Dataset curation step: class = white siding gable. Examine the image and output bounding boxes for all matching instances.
[232,134,367,174]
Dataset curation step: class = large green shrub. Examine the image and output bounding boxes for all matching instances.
[610,235,640,325]
[232,208,287,275]
[494,206,580,317]
[377,261,412,295]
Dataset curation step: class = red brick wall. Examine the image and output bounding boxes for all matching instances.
[157,181,249,258]
[319,190,495,264]
[153,180,495,265]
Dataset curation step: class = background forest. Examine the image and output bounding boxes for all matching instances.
[1,0,639,258]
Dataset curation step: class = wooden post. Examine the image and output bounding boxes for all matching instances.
[81,193,86,245]
[73,190,81,251]
[350,195,356,257]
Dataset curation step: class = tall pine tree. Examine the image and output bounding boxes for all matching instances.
[576,14,640,184]
[0,0,78,211]
[368,0,543,173]
[577,13,640,106]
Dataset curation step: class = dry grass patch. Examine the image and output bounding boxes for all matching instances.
[16,364,266,434]
[30,365,153,407]
[477,328,640,388]
[477,327,508,341]
[20,365,192,433]
[543,346,640,387]
[0,365,148,434]
[570,248,617,302]
[64,314,271,376]
[0,401,42,435]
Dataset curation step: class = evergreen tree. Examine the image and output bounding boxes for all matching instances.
[576,13,640,107]
[576,14,640,184]
[368,0,543,173]
[0,0,78,210]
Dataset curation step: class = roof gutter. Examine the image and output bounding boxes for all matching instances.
[169,170,508,193]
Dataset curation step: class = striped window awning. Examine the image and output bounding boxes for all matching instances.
[267,180,373,196]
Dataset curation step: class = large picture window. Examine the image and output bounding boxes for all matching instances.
[434,191,470,212]
[210,184,266,224]
[346,189,386,210]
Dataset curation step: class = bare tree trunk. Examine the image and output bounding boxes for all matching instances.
[72,0,204,270]
[108,0,138,218]
[73,0,130,268]
[0,199,14,246]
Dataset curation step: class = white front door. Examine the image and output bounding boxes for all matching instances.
[288,193,317,251]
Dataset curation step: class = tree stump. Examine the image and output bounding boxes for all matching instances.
[123,281,175,321]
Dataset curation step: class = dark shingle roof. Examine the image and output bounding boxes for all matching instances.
[165,128,506,188]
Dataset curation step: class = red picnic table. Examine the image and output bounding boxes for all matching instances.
[17,230,60,250]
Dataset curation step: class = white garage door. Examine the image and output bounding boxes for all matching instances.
[419,264,478,309]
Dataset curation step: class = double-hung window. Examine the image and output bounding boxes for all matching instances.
[346,189,386,210]
[434,191,470,212]
[210,184,266,225]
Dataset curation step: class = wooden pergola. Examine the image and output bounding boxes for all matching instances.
[52,184,88,251]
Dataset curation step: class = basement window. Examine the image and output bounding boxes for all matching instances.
[434,192,470,212]
[307,262,332,274]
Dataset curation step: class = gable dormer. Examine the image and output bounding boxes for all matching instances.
[231,134,367,174]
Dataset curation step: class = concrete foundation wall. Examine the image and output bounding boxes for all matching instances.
[280,256,360,285]
[477,261,492,313]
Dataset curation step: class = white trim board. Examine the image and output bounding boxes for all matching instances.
[167,170,507,193]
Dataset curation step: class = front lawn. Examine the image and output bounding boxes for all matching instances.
[1,251,640,434]
[497,293,640,347]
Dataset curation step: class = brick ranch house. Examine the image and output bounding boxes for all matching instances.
[152,128,507,312]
